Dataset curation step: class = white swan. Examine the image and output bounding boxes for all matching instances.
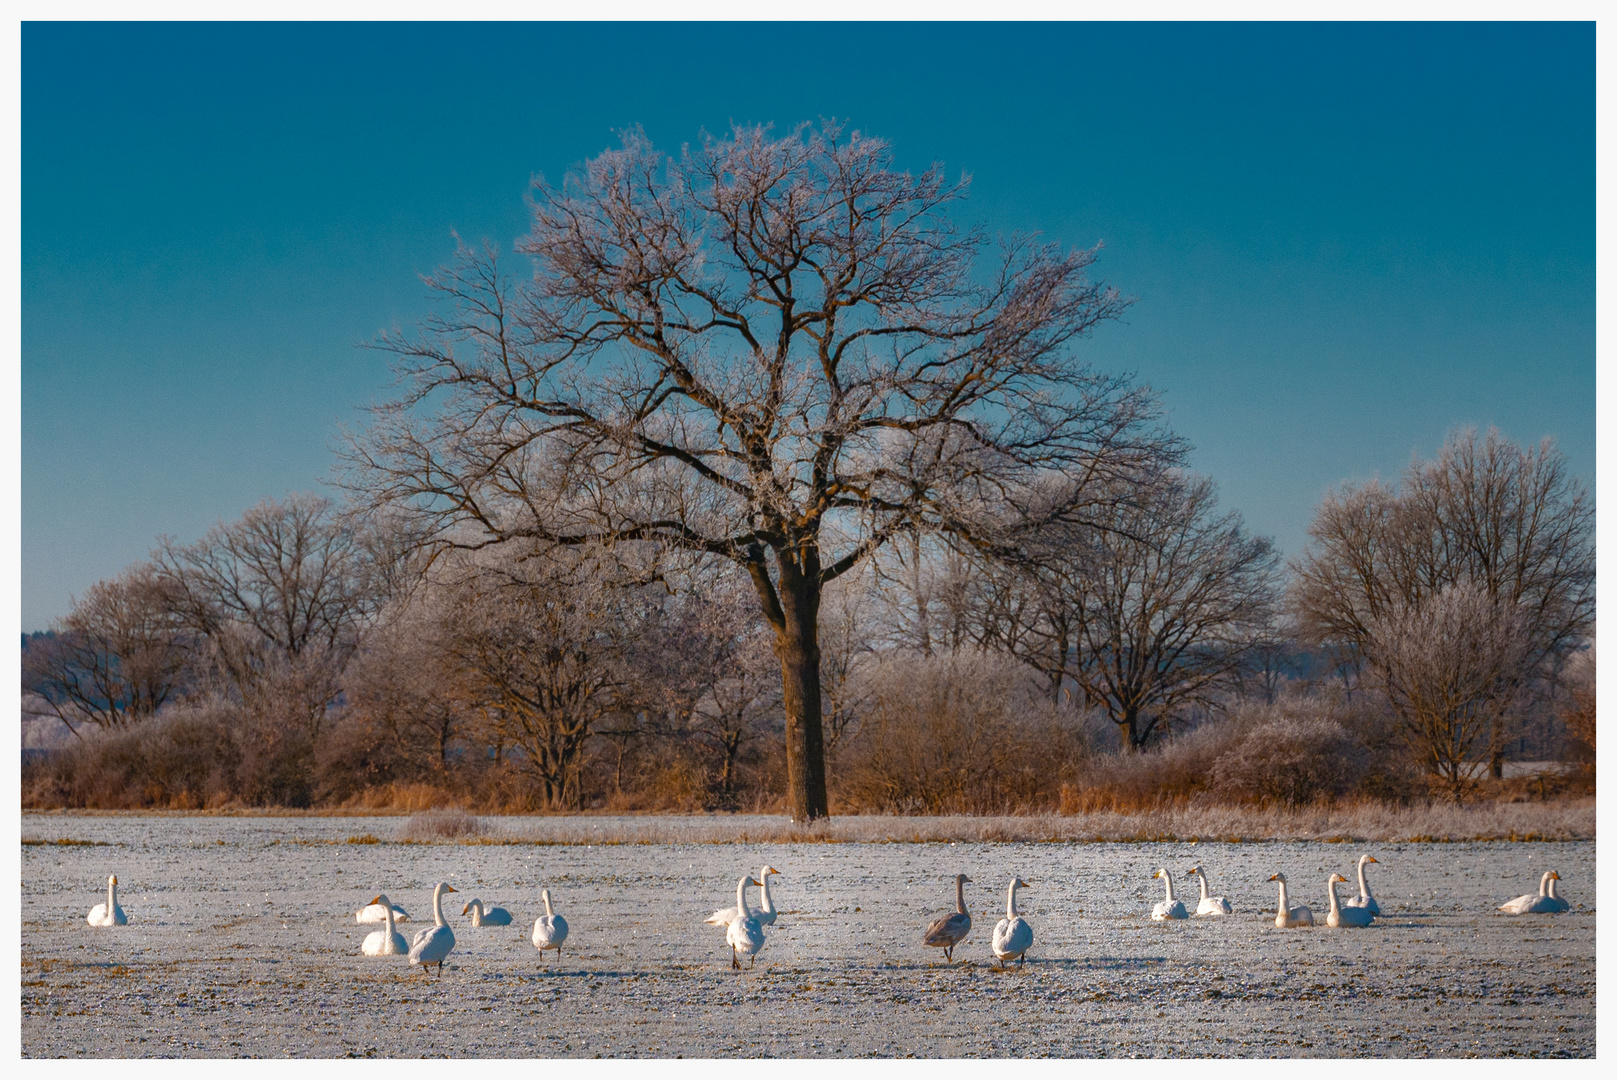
[1185,865,1233,915]
[724,876,766,970]
[86,874,127,927]
[1500,870,1564,914]
[1341,854,1381,915]
[408,882,458,975]
[1150,868,1188,920]
[923,874,973,962]
[356,899,410,924]
[532,888,569,960]
[1268,873,1314,928]
[1325,873,1375,927]
[706,866,780,927]
[1544,873,1571,913]
[991,876,1033,968]
[461,898,513,926]
[361,893,408,955]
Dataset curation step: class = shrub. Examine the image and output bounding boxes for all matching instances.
[397,809,485,841]
[1211,703,1370,806]
[834,650,1087,813]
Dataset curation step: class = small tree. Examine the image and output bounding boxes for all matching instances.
[442,547,640,809]
[351,121,1175,819]
[155,494,377,738]
[22,562,193,734]
[1292,427,1595,776]
[1366,582,1531,801]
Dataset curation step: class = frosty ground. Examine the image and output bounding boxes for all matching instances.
[21,814,1594,1057]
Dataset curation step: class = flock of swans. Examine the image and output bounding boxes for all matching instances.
[80,855,1575,973]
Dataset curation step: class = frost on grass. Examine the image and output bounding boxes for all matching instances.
[395,809,485,842]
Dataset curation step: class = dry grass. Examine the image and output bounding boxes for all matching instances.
[395,809,486,841]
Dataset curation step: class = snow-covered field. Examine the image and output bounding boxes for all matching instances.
[21,814,1594,1057]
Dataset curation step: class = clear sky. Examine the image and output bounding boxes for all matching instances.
[22,21,1594,630]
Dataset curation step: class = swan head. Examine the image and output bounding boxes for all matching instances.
[749,878,762,887]
[1269,873,1287,883]
[1153,869,1168,879]
[1186,865,1204,877]
[761,866,780,877]
[1329,873,1349,884]
[460,901,478,915]
[955,874,972,885]
[370,894,389,907]
[1550,871,1562,881]
[1014,877,1031,889]
[436,883,457,895]
[1362,855,1379,865]
[109,874,118,886]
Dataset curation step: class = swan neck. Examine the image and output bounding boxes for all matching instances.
[735,878,751,918]
[1006,880,1019,919]
[1276,879,1289,910]
[542,890,555,918]
[383,903,395,935]
[1540,871,1553,897]
[1327,877,1341,916]
[1160,870,1175,903]
[759,873,775,913]
[433,884,448,927]
[108,878,117,908]
[955,877,968,915]
[1357,858,1371,896]
[1197,872,1210,902]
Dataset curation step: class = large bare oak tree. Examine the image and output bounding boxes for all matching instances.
[349,121,1172,819]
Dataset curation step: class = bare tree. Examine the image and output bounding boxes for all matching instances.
[349,121,1176,819]
[22,562,193,734]
[342,591,469,773]
[1292,427,1595,775]
[154,494,376,738]
[1056,474,1280,751]
[442,547,639,809]
[1366,582,1531,801]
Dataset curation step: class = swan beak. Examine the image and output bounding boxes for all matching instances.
[1366,856,1379,864]
[443,885,458,893]
[1551,871,1561,880]
[370,895,383,905]
[763,867,780,876]
[750,879,762,887]
[1268,874,1279,881]
[461,903,471,915]
[110,876,118,885]
[962,876,972,884]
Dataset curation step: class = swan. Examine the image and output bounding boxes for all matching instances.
[923,874,973,961]
[1544,873,1571,913]
[1185,865,1233,915]
[86,874,127,927]
[991,876,1033,968]
[706,866,780,927]
[1500,871,1564,914]
[1150,868,1188,920]
[1325,873,1375,927]
[724,876,766,970]
[461,898,513,926]
[532,888,569,960]
[361,894,408,956]
[356,899,410,924]
[1341,854,1381,915]
[1268,873,1314,928]
[407,882,458,975]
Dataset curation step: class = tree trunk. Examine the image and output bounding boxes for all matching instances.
[774,574,830,822]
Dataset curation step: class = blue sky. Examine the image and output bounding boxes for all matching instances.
[22,22,1593,629]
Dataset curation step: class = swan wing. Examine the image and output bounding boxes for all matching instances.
[727,915,765,956]
[705,906,738,926]
[1499,894,1537,914]
[923,911,970,946]
[408,924,455,965]
[993,917,1032,957]
[86,903,110,927]
[362,930,385,955]
[1196,897,1232,916]
[482,906,513,925]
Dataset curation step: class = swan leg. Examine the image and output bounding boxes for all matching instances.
[730,945,740,971]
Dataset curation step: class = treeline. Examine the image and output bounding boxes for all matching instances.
[21,426,1593,813]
